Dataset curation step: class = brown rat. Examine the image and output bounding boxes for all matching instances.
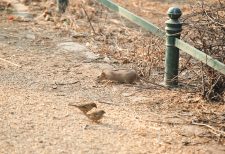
[97,69,139,84]
[97,69,167,89]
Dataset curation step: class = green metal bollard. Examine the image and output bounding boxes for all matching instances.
[164,7,182,87]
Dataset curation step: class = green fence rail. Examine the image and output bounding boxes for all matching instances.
[98,0,225,86]
[175,39,225,75]
[98,0,165,38]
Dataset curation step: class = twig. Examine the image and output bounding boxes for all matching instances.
[97,101,119,106]
[148,120,185,125]
[56,81,79,86]
[0,57,21,67]
[179,56,192,74]
[204,9,225,27]
[140,78,169,89]
[192,120,225,136]
[201,62,206,98]
[81,5,96,35]
[206,75,221,100]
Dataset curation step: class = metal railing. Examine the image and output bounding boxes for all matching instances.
[98,0,225,87]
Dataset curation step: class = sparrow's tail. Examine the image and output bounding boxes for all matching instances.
[68,103,78,107]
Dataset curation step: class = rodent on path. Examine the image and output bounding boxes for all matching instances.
[97,69,138,84]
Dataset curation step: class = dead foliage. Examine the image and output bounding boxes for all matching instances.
[68,0,165,82]
[67,0,224,100]
[182,0,225,102]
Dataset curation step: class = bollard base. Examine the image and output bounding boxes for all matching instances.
[161,81,180,88]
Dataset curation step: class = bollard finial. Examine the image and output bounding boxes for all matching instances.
[167,7,182,20]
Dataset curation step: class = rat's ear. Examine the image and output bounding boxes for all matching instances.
[101,72,106,77]
[97,71,104,79]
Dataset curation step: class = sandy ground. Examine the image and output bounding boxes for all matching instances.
[0,0,224,154]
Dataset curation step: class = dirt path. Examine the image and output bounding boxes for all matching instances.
[0,1,224,154]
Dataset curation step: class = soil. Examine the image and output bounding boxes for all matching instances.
[0,0,224,154]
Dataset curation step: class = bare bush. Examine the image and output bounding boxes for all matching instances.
[183,0,225,102]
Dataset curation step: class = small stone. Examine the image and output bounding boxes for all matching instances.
[52,85,57,89]
[83,125,89,130]
[25,33,35,40]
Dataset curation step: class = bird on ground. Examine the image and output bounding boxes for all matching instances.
[68,102,97,114]
[85,110,106,123]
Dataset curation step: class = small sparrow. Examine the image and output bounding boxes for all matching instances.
[86,110,106,123]
[68,103,97,114]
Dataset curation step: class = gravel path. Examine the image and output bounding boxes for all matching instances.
[0,1,224,153]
